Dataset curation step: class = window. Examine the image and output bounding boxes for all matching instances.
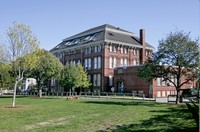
[94,45,101,53]
[84,58,91,70]
[120,58,128,66]
[113,57,117,68]
[162,91,166,97]
[94,57,101,69]
[88,58,91,69]
[109,75,113,86]
[98,57,101,69]
[97,74,101,86]
[146,51,148,56]
[94,46,98,53]
[124,58,127,66]
[109,57,117,68]
[109,57,112,68]
[85,47,91,54]
[134,49,139,55]
[113,46,117,52]
[133,59,136,65]
[98,45,101,52]
[93,74,101,86]
[84,59,88,69]
[93,74,97,86]
[133,49,136,55]
[73,60,76,66]
[157,78,161,86]
[94,57,97,69]
[121,47,123,53]
[124,48,127,54]
[110,45,112,52]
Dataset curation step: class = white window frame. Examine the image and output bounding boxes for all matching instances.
[113,57,117,68]
[98,57,101,69]
[110,45,112,52]
[94,57,97,69]
[113,46,117,52]
[124,47,127,54]
[121,47,123,53]
[124,58,127,66]
[109,57,113,68]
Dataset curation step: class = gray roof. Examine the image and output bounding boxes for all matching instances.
[50,24,154,52]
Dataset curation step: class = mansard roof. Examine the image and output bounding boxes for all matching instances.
[50,24,154,52]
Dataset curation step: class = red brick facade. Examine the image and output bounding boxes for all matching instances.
[114,66,196,98]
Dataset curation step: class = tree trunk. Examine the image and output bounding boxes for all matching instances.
[37,80,42,97]
[38,89,42,97]
[175,89,180,104]
[69,88,71,96]
[12,80,19,107]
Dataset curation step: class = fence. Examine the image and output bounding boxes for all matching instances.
[24,91,155,101]
[79,92,146,100]
[0,89,14,95]
[1,90,155,101]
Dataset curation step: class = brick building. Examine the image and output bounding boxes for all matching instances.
[50,24,154,93]
[114,66,196,98]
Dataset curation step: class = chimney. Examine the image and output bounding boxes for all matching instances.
[140,29,146,64]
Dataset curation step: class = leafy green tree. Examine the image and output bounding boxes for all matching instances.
[60,64,91,94]
[4,23,39,107]
[138,30,199,104]
[0,63,13,89]
[29,49,63,97]
[76,64,91,89]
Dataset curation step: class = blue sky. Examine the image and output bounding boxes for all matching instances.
[0,0,199,51]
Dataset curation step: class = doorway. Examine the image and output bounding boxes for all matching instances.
[117,81,124,93]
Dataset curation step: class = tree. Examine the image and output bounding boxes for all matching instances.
[29,49,63,97]
[0,63,13,89]
[60,64,91,95]
[138,30,199,104]
[4,23,39,107]
[76,64,91,89]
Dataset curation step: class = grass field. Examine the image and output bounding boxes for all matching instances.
[0,96,198,132]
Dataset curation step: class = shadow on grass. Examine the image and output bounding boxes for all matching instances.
[84,99,169,107]
[97,105,198,132]
[0,95,28,98]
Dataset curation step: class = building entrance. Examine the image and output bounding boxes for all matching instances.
[117,81,124,93]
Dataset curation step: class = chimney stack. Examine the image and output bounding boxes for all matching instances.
[140,29,146,64]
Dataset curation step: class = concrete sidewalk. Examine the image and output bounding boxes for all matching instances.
[155,97,190,103]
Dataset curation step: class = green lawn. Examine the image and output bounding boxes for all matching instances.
[0,96,198,132]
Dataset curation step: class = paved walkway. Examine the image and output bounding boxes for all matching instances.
[155,97,190,103]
